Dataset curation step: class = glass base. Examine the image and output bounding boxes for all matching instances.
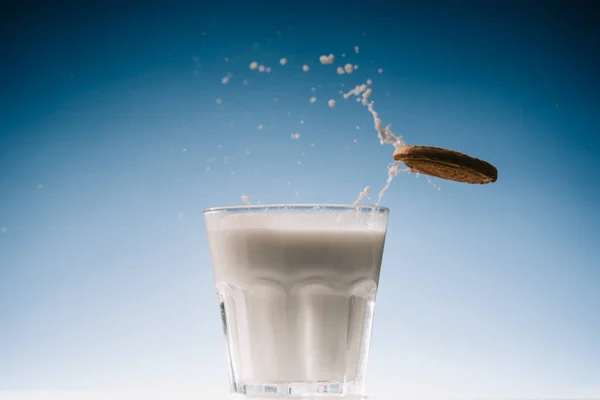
[236,397,367,400]
[231,382,367,399]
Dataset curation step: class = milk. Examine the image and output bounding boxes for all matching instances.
[204,208,387,393]
[342,82,409,204]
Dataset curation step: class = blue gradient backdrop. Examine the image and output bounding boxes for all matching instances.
[1,1,599,399]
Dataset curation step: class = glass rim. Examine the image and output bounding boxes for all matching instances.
[202,203,389,215]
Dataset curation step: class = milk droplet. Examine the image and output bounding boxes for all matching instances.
[344,63,353,74]
[378,68,383,74]
[319,54,335,64]
[291,133,301,139]
[337,67,345,75]
[258,65,266,72]
[328,99,336,108]
[309,96,317,103]
[354,46,360,54]
[221,75,230,84]
[279,58,288,65]
[302,64,310,72]
[249,61,258,70]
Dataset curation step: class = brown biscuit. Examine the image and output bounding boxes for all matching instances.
[393,145,498,184]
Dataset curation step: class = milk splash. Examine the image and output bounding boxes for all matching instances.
[234,51,410,206]
[377,162,409,204]
[353,186,371,205]
[343,82,407,205]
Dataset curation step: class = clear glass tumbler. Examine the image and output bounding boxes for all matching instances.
[203,204,389,399]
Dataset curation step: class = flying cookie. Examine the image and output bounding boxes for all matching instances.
[393,145,498,184]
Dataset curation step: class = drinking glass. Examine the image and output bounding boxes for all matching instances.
[203,204,389,399]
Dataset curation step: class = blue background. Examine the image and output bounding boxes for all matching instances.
[1,1,599,398]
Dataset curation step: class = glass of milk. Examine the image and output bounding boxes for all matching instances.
[204,204,389,399]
